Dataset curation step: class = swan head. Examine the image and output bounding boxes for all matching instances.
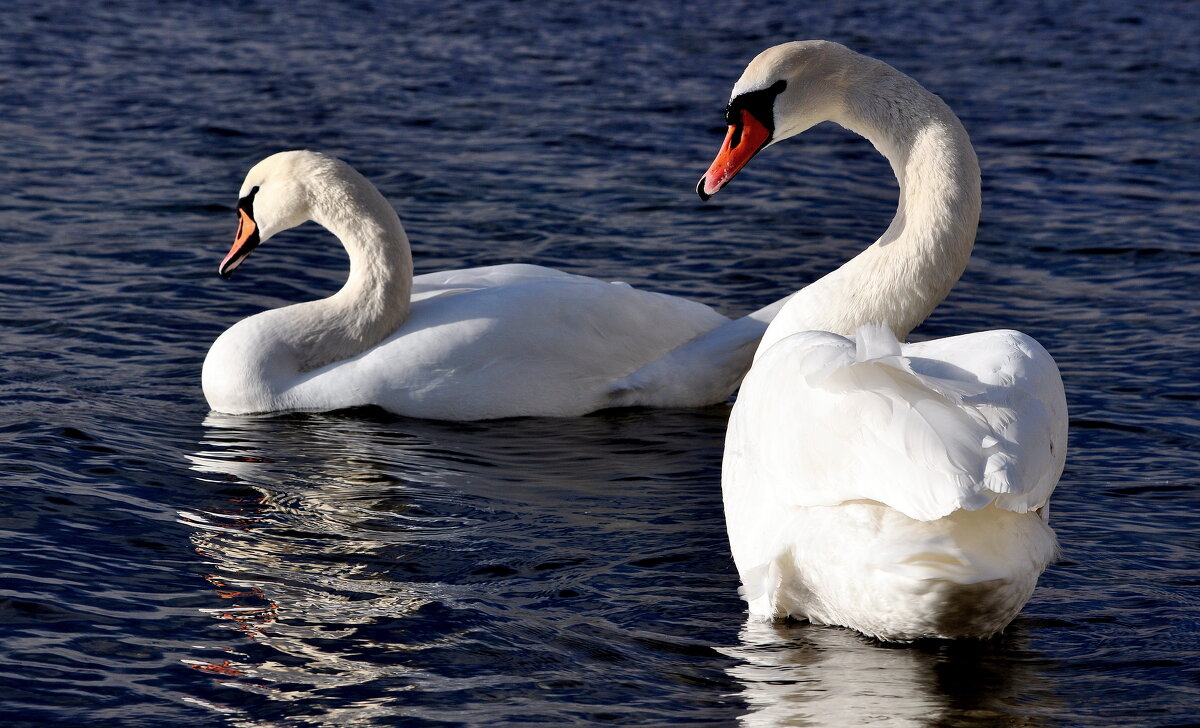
[698,41,864,200]
[219,150,345,278]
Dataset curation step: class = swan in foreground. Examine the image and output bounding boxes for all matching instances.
[700,41,1067,640]
[204,151,785,419]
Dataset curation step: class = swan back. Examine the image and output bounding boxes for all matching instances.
[726,326,1065,519]
[723,325,1066,605]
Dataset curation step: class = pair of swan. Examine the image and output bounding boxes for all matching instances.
[203,41,1066,641]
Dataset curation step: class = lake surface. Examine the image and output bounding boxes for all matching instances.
[2,0,1198,725]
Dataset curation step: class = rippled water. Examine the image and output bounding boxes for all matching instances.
[2,0,1199,725]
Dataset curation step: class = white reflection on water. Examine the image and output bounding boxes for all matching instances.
[183,411,1072,726]
[720,619,1063,727]
[179,408,742,725]
[183,414,448,722]
[722,622,940,727]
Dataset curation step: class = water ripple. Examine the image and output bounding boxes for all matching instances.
[1,0,1198,725]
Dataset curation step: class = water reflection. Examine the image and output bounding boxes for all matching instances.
[180,408,740,725]
[184,412,1074,726]
[721,620,1063,727]
[184,414,445,717]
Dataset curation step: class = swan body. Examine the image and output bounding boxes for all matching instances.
[701,41,1067,640]
[204,151,786,420]
[726,326,1064,640]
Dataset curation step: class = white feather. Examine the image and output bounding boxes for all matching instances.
[203,151,790,420]
[708,42,1068,640]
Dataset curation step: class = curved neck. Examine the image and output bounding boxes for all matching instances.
[288,179,414,372]
[762,68,980,353]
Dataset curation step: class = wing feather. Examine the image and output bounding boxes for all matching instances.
[724,325,1067,552]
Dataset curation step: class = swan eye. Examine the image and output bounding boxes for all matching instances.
[724,79,787,132]
[237,185,260,218]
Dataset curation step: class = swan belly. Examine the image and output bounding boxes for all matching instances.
[738,502,1056,641]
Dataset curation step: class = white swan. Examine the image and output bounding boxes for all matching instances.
[203,151,786,420]
[699,41,1067,640]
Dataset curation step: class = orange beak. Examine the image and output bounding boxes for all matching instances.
[219,207,260,279]
[697,108,771,201]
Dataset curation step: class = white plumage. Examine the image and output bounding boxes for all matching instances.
[203,151,787,420]
[725,326,1064,639]
[701,41,1067,640]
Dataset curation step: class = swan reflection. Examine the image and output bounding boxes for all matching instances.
[181,408,734,724]
[184,413,452,709]
[721,619,1060,727]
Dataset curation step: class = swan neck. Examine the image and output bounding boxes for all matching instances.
[298,178,414,371]
[784,69,981,342]
[318,188,413,307]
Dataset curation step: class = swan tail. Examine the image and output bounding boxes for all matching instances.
[734,504,1057,638]
[605,295,792,409]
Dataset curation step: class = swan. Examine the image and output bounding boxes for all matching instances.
[699,41,1067,641]
[203,150,787,420]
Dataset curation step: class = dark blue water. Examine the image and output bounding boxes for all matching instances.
[2,1,1198,725]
